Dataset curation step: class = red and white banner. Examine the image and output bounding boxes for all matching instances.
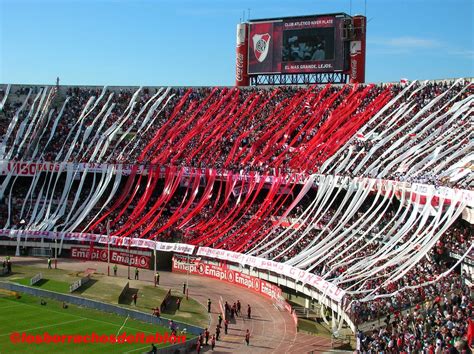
[196,247,345,302]
[71,247,151,269]
[171,256,282,300]
[0,229,195,255]
[0,161,303,187]
[352,178,473,208]
[0,161,146,176]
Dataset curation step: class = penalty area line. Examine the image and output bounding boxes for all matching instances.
[2,298,158,336]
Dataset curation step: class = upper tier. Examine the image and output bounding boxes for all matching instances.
[0,80,472,189]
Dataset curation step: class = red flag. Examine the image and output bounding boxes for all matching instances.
[467,318,474,348]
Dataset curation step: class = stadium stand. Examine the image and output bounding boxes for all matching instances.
[0,80,472,352]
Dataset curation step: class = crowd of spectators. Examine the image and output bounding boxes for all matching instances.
[324,80,472,189]
[0,81,471,187]
[2,180,472,350]
[0,80,472,350]
[357,284,472,353]
[4,179,471,296]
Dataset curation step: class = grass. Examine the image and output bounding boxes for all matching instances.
[14,278,71,293]
[0,293,189,354]
[119,285,209,328]
[3,265,81,290]
[3,265,208,328]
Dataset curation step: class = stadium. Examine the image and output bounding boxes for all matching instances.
[0,2,473,354]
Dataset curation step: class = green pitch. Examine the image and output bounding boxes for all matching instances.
[0,293,189,354]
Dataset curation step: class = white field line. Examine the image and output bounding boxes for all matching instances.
[116,314,130,338]
[0,298,161,336]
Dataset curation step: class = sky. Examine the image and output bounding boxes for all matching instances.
[0,0,473,86]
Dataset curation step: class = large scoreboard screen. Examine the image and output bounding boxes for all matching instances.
[248,15,346,74]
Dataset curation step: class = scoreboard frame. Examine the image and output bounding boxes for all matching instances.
[235,13,366,86]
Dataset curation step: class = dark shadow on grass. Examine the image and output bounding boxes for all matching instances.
[73,279,98,294]
[33,278,49,287]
